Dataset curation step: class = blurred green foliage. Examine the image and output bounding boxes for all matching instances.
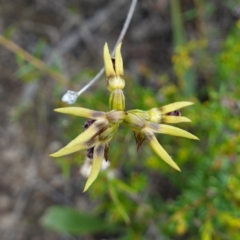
[41,206,111,235]
[15,40,47,82]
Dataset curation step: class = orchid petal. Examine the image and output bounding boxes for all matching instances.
[104,43,115,77]
[147,123,199,140]
[67,119,108,148]
[54,107,106,119]
[143,128,180,171]
[50,139,96,157]
[163,116,192,124]
[161,102,193,114]
[115,42,124,76]
[83,142,105,192]
[50,119,108,157]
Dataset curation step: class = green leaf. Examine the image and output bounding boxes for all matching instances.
[3,25,16,39]
[15,62,41,82]
[170,0,185,47]
[109,183,130,224]
[112,178,137,194]
[33,40,46,58]
[15,63,35,78]
[41,206,109,235]
[52,53,63,70]
[15,54,25,66]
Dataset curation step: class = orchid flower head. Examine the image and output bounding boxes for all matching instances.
[50,43,199,191]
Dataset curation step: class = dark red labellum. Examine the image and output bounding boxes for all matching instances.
[167,110,181,116]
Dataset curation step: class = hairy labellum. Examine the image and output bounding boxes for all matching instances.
[87,147,94,159]
[104,142,110,161]
[83,119,96,129]
[167,110,181,116]
[84,119,96,159]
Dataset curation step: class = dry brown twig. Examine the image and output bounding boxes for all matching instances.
[0,35,69,86]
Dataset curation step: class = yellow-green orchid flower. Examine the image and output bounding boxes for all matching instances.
[51,42,199,191]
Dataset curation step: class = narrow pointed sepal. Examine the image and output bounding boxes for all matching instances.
[161,102,194,114]
[50,119,108,157]
[104,43,115,77]
[83,143,105,192]
[163,116,192,124]
[54,107,106,119]
[50,139,96,157]
[67,119,108,147]
[142,128,180,171]
[134,131,145,151]
[147,123,199,140]
[115,42,124,76]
